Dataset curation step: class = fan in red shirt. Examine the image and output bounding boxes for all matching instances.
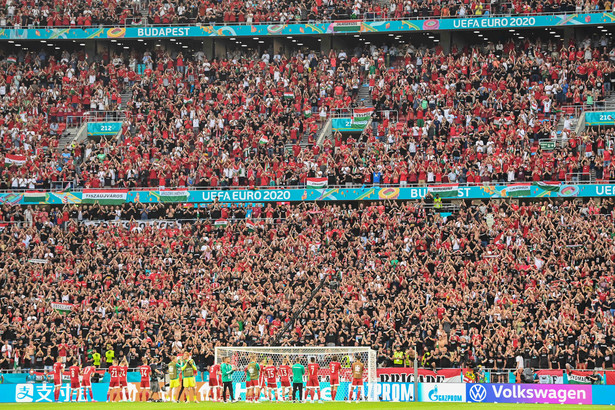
[107,360,120,402]
[208,362,222,402]
[263,358,279,401]
[138,357,151,402]
[53,358,64,402]
[278,358,292,401]
[119,359,129,401]
[81,364,96,402]
[329,356,342,401]
[305,357,321,402]
[68,360,80,402]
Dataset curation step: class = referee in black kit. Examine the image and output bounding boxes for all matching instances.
[292,357,305,403]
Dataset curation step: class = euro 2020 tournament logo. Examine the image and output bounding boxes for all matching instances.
[468,384,487,402]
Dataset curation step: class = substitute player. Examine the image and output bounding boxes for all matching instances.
[68,360,80,402]
[138,357,151,402]
[181,352,198,403]
[81,363,96,402]
[107,359,120,402]
[278,357,292,401]
[208,362,221,401]
[168,356,181,403]
[329,356,342,401]
[306,357,322,403]
[245,354,260,403]
[349,357,365,402]
[263,358,279,402]
[53,357,64,402]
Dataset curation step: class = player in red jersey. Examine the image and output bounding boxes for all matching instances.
[119,358,129,401]
[107,359,120,402]
[278,357,292,401]
[329,356,342,401]
[258,359,267,401]
[53,357,65,402]
[138,357,151,402]
[68,360,80,402]
[306,357,321,403]
[263,358,279,401]
[208,362,222,401]
[81,364,96,402]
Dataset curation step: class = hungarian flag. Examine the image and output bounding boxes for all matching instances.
[158,189,189,203]
[505,183,532,197]
[183,97,193,104]
[214,218,228,227]
[306,177,328,189]
[23,191,47,203]
[246,220,257,232]
[568,370,604,384]
[51,302,73,315]
[6,56,16,63]
[82,189,128,205]
[428,184,459,198]
[333,20,362,32]
[284,92,294,99]
[259,136,269,145]
[533,181,561,193]
[351,107,374,129]
[4,154,26,166]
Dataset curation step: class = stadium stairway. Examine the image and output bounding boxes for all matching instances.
[358,84,374,108]
[59,126,80,150]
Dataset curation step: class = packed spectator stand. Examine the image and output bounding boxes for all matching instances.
[0,198,614,372]
[1,35,615,191]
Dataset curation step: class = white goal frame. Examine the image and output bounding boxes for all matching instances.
[215,346,378,401]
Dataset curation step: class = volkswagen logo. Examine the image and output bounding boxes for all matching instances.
[468,384,487,402]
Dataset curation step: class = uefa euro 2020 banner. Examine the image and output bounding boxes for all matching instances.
[0,12,613,40]
[2,182,615,206]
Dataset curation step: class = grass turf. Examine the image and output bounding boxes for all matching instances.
[0,403,613,410]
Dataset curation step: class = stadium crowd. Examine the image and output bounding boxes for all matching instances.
[1,0,614,28]
[0,198,614,372]
[1,35,615,191]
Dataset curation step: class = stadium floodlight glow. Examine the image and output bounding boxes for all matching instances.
[46,43,53,46]
[287,36,292,39]
[554,34,561,37]
[253,37,259,40]
[549,31,555,34]
[598,26,604,28]
[509,29,515,32]
[170,38,176,42]
[602,29,608,32]
[182,45,188,48]
[353,34,359,37]
[388,33,394,36]
[434,39,440,42]
[258,41,264,43]
[55,47,60,49]
[15,43,21,47]
[317,38,321,41]
[111,39,117,42]
[80,43,85,46]
[138,39,143,42]
[41,40,46,43]
[473,30,480,33]
[241,44,247,47]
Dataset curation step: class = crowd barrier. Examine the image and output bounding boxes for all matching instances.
[3,382,615,404]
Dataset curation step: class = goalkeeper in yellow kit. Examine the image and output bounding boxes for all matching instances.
[181,351,198,403]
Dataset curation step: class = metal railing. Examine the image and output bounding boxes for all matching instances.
[3,179,615,195]
[0,9,611,31]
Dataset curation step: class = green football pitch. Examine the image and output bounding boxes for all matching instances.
[0,403,611,409]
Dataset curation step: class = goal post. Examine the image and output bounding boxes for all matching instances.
[214,346,377,401]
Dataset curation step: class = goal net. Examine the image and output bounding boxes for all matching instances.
[215,346,377,401]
